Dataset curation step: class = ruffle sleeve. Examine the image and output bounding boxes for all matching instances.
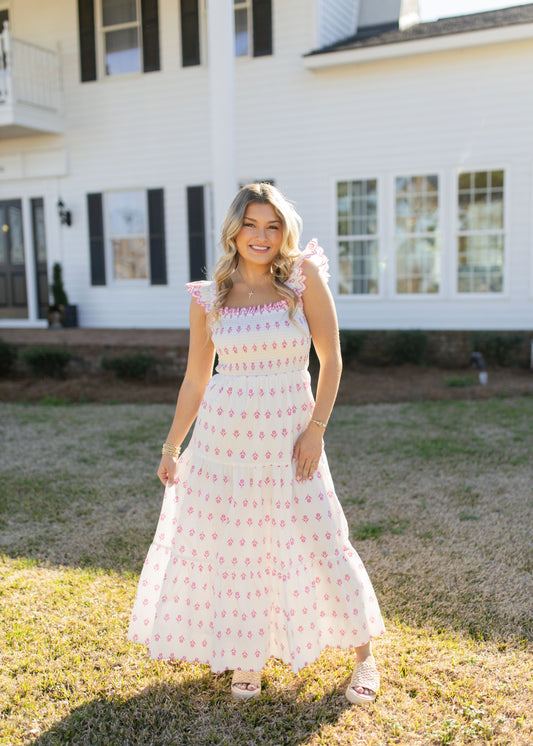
[285,238,330,296]
[186,280,217,313]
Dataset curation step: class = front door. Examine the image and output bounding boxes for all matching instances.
[0,200,28,319]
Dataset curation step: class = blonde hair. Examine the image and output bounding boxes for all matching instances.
[209,183,302,325]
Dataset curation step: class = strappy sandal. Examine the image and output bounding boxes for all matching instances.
[231,669,262,700]
[345,656,380,705]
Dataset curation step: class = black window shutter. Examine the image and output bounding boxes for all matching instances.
[141,0,160,73]
[252,0,272,57]
[78,0,96,82]
[87,193,106,286]
[148,189,167,285]
[181,0,200,67]
[187,186,206,281]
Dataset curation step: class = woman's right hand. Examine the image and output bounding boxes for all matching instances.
[157,454,179,486]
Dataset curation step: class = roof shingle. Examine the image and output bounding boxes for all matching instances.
[306,3,533,56]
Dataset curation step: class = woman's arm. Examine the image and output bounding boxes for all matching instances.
[157,299,216,486]
[292,259,343,481]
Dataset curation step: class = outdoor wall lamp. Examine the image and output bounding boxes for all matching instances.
[57,199,72,227]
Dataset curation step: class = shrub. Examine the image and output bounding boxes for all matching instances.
[385,330,429,365]
[0,339,18,377]
[339,331,367,364]
[51,262,68,307]
[20,346,72,378]
[471,332,525,367]
[101,352,156,380]
[445,375,478,388]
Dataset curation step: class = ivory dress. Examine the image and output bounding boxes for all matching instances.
[128,240,385,673]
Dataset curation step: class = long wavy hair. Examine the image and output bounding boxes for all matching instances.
[208,183,303,325]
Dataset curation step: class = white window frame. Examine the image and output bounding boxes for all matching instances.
[390,170,444,300]
[333,175,384,300]
[103,188,150,285]
[234,0,252,57]
[96,0,143,79]
[451,166,508,299]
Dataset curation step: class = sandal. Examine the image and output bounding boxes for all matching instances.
[231,669,262,700]
[345,656,380,705]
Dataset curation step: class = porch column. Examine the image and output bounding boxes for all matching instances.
[207,0,238,262]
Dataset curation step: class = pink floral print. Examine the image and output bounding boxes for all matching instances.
[128,241,385,673]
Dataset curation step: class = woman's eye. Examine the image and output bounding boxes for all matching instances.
[267,225,279,231]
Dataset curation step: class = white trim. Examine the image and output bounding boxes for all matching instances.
[303,22,533,70]
[451,165,509,301]
[530,160,533,301]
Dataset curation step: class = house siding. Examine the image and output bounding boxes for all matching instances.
[0,0,532,330]
[316,0,359,47]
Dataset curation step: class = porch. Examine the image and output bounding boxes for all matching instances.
[0,22,63,138]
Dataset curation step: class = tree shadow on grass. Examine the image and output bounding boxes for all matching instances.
[29,668,355,746]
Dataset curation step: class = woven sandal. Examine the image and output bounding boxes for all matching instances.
[345,656,380,705]
[231,669,262,700]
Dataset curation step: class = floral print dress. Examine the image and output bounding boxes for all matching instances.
[128,240,385,673]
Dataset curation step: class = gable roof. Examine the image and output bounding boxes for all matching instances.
[306,3,533,57]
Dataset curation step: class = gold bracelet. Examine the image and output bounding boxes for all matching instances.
[311,418,327,429]
[162,442,181,457]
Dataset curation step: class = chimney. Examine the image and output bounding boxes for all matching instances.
[399,0,420,30]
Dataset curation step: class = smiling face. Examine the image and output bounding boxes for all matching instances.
[234,202,283,270]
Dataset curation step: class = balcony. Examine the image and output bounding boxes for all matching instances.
[0,23,63,138]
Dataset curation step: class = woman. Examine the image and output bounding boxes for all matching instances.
[128,183,385,704]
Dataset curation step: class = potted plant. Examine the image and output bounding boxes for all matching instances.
[48,262,78,328]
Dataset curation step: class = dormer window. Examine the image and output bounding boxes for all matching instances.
[234,0,272,58]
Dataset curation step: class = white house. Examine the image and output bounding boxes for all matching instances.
[0,0,532,331]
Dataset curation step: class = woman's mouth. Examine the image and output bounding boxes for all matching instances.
[250,245,270,253]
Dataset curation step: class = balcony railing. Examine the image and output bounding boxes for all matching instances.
[0,22,63,136]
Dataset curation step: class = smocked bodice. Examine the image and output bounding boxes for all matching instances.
[186,238,329,379]
[211,301,309,376]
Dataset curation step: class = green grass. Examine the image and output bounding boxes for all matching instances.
[1,399,532,745]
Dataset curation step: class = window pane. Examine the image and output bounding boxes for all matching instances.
[108,191,146,235]
[113,237,148,279]
[456,170,505,293]
[338,239,379,295]
[456,234,504,293]
[107,191,148,280]
[9,206,24,265]
[102,0,137,27]
[394,176,439,293]
[396,236,439,294]
[234,8,249,56]
[33,204,47,262]
[105,27,141,75]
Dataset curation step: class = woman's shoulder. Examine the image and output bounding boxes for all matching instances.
[286,239,330,296]
[186,280,217,311]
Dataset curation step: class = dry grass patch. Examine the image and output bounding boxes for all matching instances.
[0,400,532,745]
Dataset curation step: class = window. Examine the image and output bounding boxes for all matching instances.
[234,0,272,58]
[88,189,166,286]
[106,190,148,280]
[78,0,160,82]
[395,174,440,294]
[457,170,504,293]
[336,180,379,295]
[234,0,250,56]
[101,0,141,76]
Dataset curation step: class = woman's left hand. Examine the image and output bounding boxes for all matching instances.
[293,425,323,481]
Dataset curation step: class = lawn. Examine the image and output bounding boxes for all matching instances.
[1,398,532,745]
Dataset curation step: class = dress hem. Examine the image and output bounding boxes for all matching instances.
[128,631,386,675]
